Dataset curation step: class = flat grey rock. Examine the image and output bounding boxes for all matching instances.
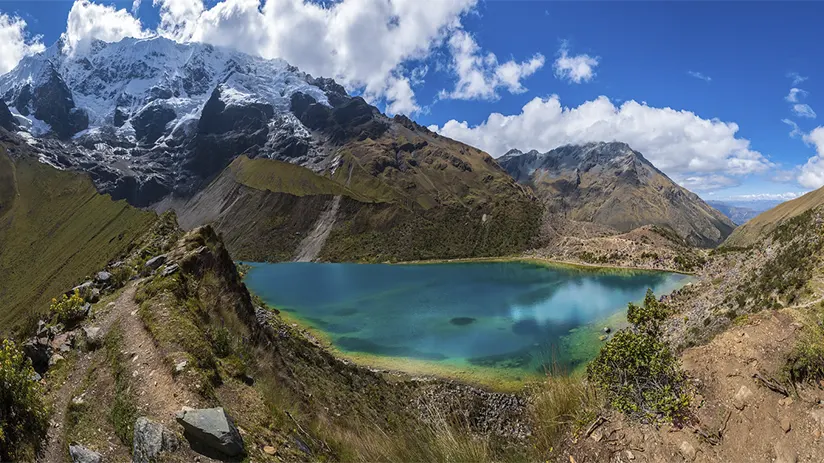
[133,416,179,463]
[175,407,244,457]
[69,444,102,463]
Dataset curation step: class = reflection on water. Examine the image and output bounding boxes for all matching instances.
[243,261,689,375]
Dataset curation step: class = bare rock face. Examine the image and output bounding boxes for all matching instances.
[175,407,245,457]
[0,99,16,131]
[499,142,736,247]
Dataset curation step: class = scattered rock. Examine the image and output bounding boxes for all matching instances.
[263,445,276,455]
[781,417,792,433]
[133,416,180,463]
[145,254,168,271]
[603,326,611,334]
[71,281,94,295]
[69,444,102,463]
[679,441,696,461]
[161,263,179,277]
[175,407,245,457]
[773,440,797,463]
[624,449,635,460]
[50,353,65,366]
[779,397,794,406]
[598,335,608,341]
[733,385,753,410]
[175,360,188,373]
[82,326,104,350]
[95,271,112,284]
[88,288,101,303]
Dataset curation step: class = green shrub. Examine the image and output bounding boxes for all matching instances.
[0,340,49,461]
[784,307,824,384]
[49,290,87,326]
[587,290,689,422]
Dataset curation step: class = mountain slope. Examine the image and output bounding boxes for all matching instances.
[499,142,736,247]
[725,186,824,247]
[0,133,155,335]
[2,37,542,262]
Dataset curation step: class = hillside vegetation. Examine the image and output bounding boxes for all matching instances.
[0,140,155,336]
[176,123,543,263]
[725,187,824,247]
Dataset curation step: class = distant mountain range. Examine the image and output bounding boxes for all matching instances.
[498,142,736,247]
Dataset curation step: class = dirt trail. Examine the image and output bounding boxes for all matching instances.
[572,308,824,462]
[294,195,341,262]
[39,282,206,462]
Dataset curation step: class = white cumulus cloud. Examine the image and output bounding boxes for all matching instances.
[63,0,149,55]
[152,0,484,114]
[798,127,824,188]
[553,42,599,84]
[0,14,45,75]
[429,95,772,192]
[439,29,545,100]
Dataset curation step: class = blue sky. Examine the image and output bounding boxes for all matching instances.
[1,0,823,202]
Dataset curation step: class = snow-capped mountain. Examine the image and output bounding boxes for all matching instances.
[0,36,379,206]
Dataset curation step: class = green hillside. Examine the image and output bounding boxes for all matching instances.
[0,143,156,336]
[724,187,824,247]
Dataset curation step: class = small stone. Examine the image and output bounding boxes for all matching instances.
[603,326,611,334]
[49,353,65,366]
[175,360,188,373]
[679,441,696,461]
[625,449,635,460]
[733,385,754,410]
[779,397,794,406]
[598,335,608,341]
[590,429,603,442]
[264,445,276,455]
[781,417,792,433]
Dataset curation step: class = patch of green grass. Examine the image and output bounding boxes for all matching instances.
[0,146,155,337]
[104,322,138,448]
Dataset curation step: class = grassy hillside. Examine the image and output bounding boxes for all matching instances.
[177,125,544,263]
[0,142,155,336]
[724,187,824,247]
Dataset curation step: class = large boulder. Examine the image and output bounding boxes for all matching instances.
[23,338,52,375]
[175,407,244,457]
[69,444,102,463]
[145,254,168,271]
[133,417,179,463]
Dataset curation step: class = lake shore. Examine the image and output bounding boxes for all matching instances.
[396,255,696,276]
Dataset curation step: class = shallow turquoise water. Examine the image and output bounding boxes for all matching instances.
[243,261,688,377]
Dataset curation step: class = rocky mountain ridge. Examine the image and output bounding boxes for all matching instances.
[499,142,736,247]
[0,36,374,206]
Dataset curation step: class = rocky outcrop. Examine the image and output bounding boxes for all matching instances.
[175,407,245,457]
[0,99,16,131]
[290,92,388,144]
[133,417,179,463]
[31,64,88,139]
[132,104,176,144]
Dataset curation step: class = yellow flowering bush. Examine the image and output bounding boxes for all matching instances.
[49,290,87,326]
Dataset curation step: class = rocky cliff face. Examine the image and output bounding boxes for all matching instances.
[499,142,735,247]
[0,37,339,206]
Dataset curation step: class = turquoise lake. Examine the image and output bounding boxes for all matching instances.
[243,261,689,379]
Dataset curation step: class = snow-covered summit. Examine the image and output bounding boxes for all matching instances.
[0,36,375,206]
[0,36,330,139]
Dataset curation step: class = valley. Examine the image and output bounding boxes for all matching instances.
[1,32,823,463]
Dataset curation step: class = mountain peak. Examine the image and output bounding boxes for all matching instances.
[498,141,735,247]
